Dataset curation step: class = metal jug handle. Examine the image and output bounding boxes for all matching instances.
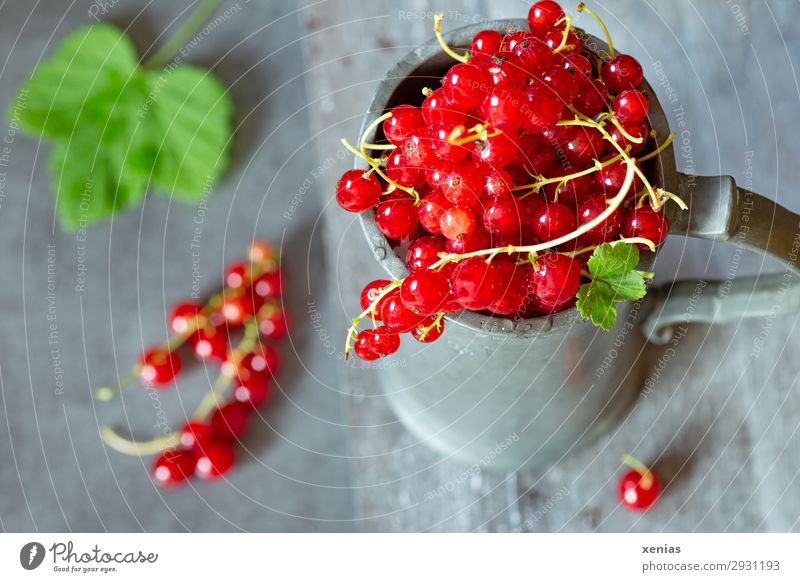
[640,173,800,344]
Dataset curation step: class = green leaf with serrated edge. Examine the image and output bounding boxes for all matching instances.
[576,243,650,331]
[11,24,139,139]
[9,21,234,229]
[145,65,233,200]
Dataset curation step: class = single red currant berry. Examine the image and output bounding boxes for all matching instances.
[613,89,649,123]
[233,376,272,408]
[533,202,576,242]
[195,439,236,480]
[139,348,182,387]
[430,124,471,162]
[481,86,528,131]
[169,301,203,335]
[406,236,446,272]
[386,150,426,188]
[562,54,593,85]
[179,421,215,450]
[601,54,644,93]
[574,79,609,117]
[528,0,565,36]
[224,261,248,289]
[451,257,503,310]
[529,253,581,312]
[422,88,466,126]
[442,63,487,110]
[484,195,522,236]
[380,294,426,333]
[401,270,451,316]
[252,271,282,301]
[336,169,381,212]
[483,167,513,198]
[513,36,553,75]
[619,456,661,510]
[211,401,252,439]
[375,199,419,240]
[447,228,492,255]
[488,260,531,316]
[577,194,622,244]
[402,130,440,168]
[417,190,451,234]
[257,306,288,340]
[522,84,564,133]
[472,131,518,169]
[441,163,484,207]
[561,126,605,166]
[518,133,558,174]
[190,326,229,361]
[411,316,445,343]
[439,206,477,240]
[152,449,196,487]
[384,104,424,145]
[622,206,670,248]
[471,29,503,55]
[238,345,281,379]
[220,291,253,327]
[501,29,530,52]
[596,158,643,196]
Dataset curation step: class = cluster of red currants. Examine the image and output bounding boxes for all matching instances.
[97,241,289,486]
[336,1,676,361]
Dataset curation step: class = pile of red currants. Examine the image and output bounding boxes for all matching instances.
[336,1,683,361]
[96,240,289,486]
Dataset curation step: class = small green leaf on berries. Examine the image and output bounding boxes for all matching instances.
[576,242,651,330]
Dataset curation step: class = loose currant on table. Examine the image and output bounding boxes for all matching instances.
[96,240,290,486]
[334,3,687,361]
[618,454,662,510]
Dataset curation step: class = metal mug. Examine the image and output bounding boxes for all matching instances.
[356,20,800,470]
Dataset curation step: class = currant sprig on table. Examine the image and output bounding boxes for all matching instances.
[96,241,289,486]
[335,1,687,361]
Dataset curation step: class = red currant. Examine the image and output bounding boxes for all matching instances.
[613,89,649,123]
[422,88,465,126]
[533,201,576,242]
[451,257,503,310]
[380,293,426,333]
[152,449,196,486]
[480,86,528,131]
[442,63,487,109]
[619,464,661,510]
[139,348,182,387]
[233,376,272,408]
[488,260,531,315]
[401,270,450,316]
[484,195,522,236]
[529,253,580,312]
[577,193,622,244]
[195,439,236,480]
[471,29,503,55]
[601,54,644,93]
[359,279,394,318]
[417,190,451,234]
[622,206,670,248]
[355,327,401,360]
[528,1,565,37]
[406,236,446,271]
[439,206,476,240]
[257,306,288,339]
[384,104,424,145]
[411,316,445,343]
[168,301,203,335]
[211,401,251,439]
[179,421,215,450]
[386,150,426,188]
[375,199,419,240]
[336,169,381,212]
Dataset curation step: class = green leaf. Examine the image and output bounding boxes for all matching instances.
[576,242,650,331]
[12,24,139,138]
[145,65,233,200]
[9,22,233,230]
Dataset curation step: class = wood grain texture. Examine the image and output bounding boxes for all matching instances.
[300,0,800,531]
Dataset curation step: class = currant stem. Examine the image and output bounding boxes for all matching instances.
[100,427,181,456]
[417,312,445,341]
[622,453,654,490]
[577,2,614,57]
[144,0,223,69]
[560,237,656,257]
[514,152,624,196]
[362,143,397,150]
[636,132,676,162]
[344,281,402,356]
[552,14,574,54]
[93,370,139,402]
[434,12,470,64]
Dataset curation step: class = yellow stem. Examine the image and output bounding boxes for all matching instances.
[434,12,470,63]
[622,453,654,490]
[636,132,675,162]
[552,14,574,54]
[577,2,614,57]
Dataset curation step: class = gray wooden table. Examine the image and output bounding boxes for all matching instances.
[301,0,800,532]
